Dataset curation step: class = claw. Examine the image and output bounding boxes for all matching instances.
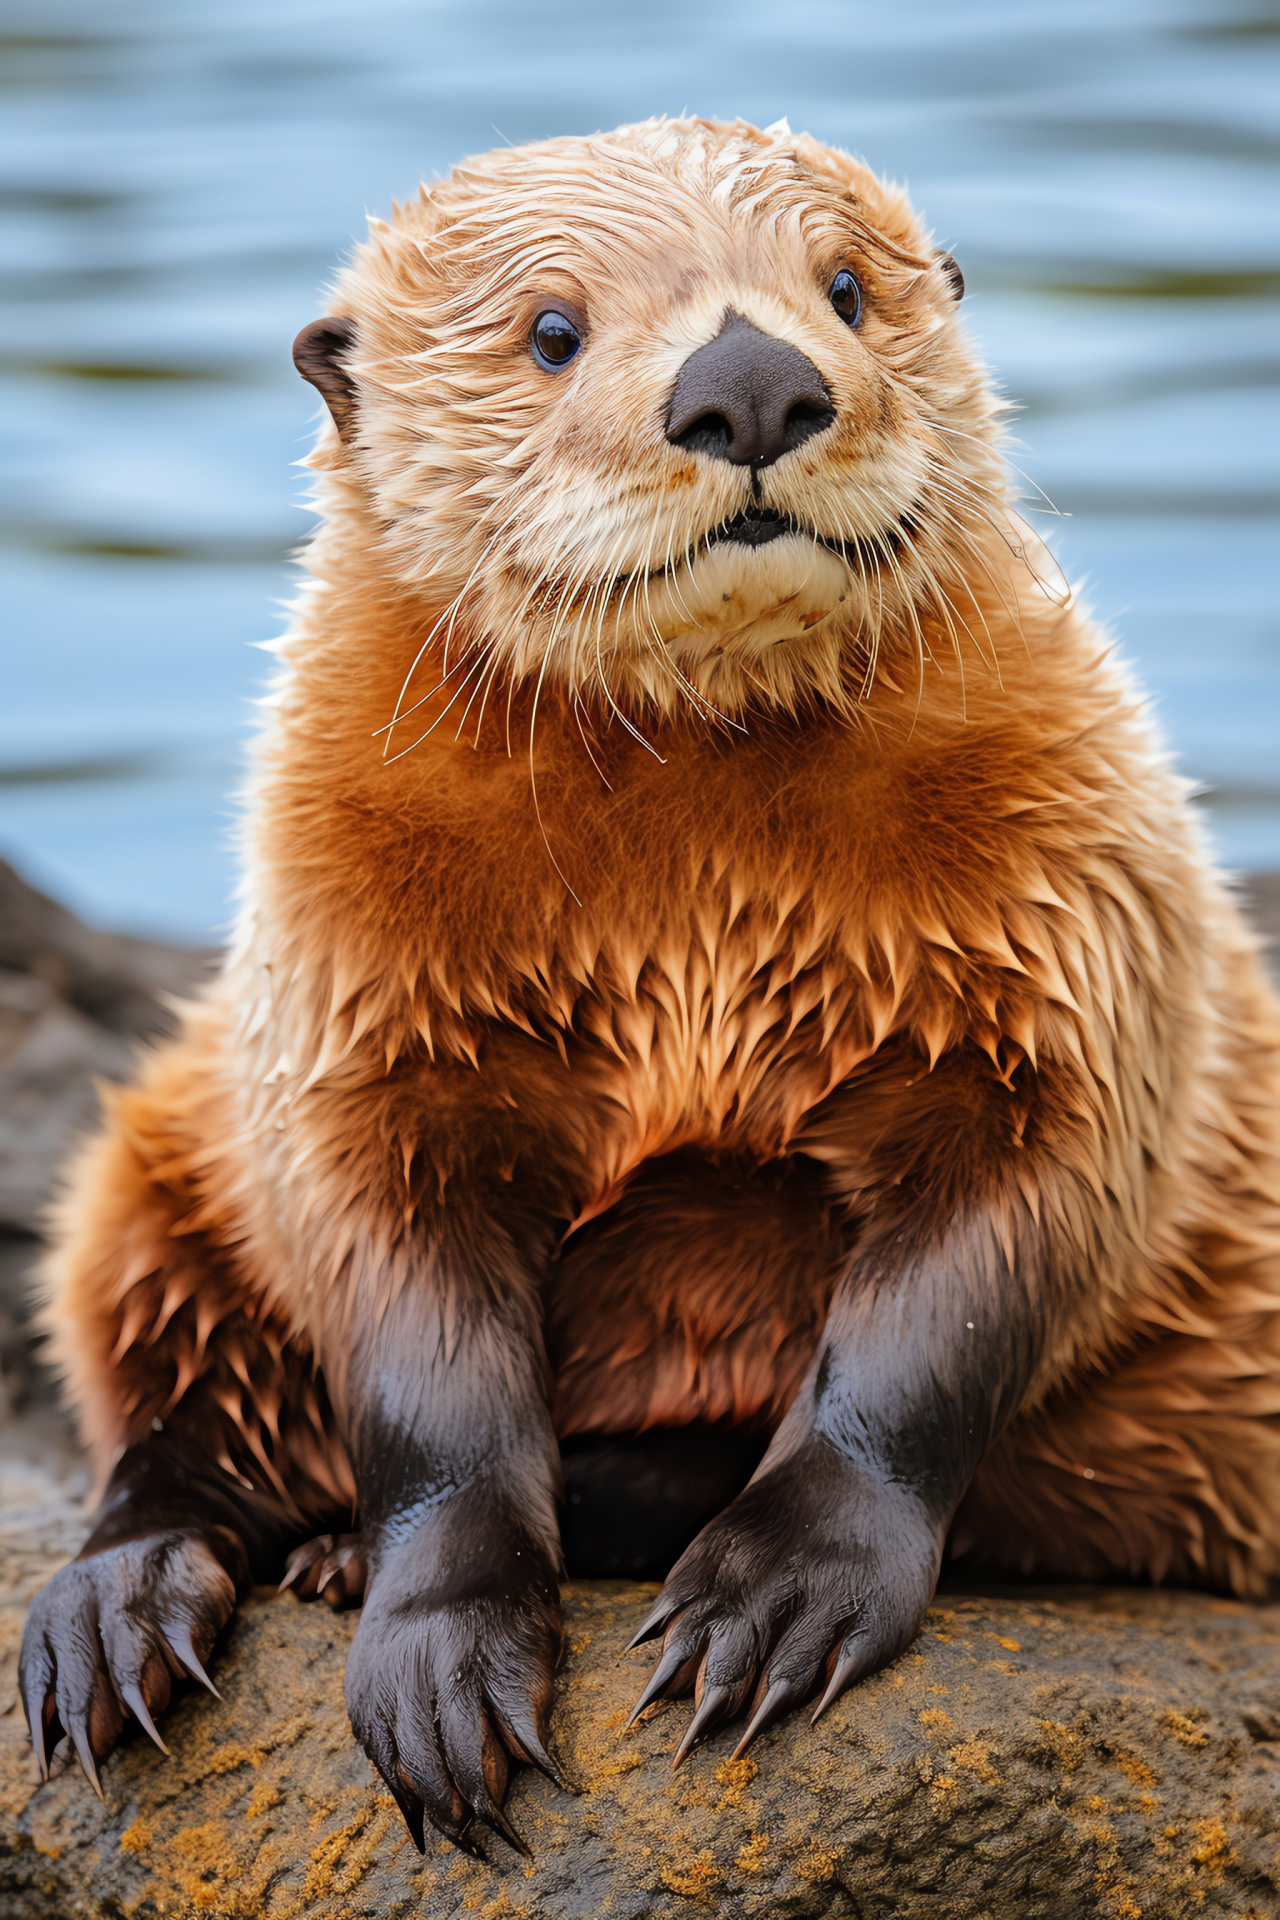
[316,1543,364,1604]
[161,1625,220,1698]
[32,1696,60,1783]
[626,1639,694,1728]
[812,1647,861,1723]
[390,1780,427,1854]
[527,1736,578,1795]
[68,1717,104,1799]
[475,1794,531,1858]
[29,1709,52,1782]
[451,1816,488,1862]
[732,1676,801,1759]
[118,1678,171,1755]
[278,1537,330,1592]
[20,1655,55,1780]
[494,1706,578,1793]
[626,1597,679,1651]
[672,1681,736,1769]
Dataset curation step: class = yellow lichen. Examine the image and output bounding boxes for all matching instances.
[948,1739,1000,1784]
[205,1740,262,1777]
[918,1708,955,1733]
[1036,1718,1085,1770]
[794,1848,836,1882]
[300,1801,390,1901]
[1190,1819,1231,1866]
[713,1755,758,1809]
[166,1820,258,1916]
[1109,1749,1156,1788]
[1161,1708,1209,1750]
[119,1817,153,1855]
[660,1851,722,1899]
[736,1832,770,1875]
[589,1752,644,1783]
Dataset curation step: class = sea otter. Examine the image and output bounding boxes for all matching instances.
[21,117,1280,1858]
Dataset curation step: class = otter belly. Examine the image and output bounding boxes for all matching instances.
[546,1149,846,1578]
[546,1149,846,1437]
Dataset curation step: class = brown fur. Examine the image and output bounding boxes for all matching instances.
[42,116,1280,1619]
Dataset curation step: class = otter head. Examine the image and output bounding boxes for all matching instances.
[295,117,1002,722]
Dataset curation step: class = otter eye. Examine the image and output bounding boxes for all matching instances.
[531,310,582,371]
[829,269,862,328]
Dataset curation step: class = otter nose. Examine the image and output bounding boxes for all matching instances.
[665,312,834,468]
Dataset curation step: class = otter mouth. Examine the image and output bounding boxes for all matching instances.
[709,505,805,549]
[633,502,919,587]
[701,503,914,562]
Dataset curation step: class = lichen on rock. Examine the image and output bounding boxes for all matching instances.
[4,1573,1280,1919]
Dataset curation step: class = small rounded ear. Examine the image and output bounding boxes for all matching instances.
[293,317,359,440]
[936,252,964,302]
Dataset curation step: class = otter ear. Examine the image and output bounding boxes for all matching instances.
[936,252,964,302]
[293,317,359,440]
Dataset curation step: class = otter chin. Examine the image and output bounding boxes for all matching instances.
[21,115,1280,1863]
[649,524,853,658]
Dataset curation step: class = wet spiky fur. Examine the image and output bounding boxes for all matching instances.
[28,118,1280,1838]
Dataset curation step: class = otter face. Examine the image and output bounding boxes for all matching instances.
[300,117,1002,719]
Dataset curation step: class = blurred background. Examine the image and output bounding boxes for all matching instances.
[1,0,1278,943]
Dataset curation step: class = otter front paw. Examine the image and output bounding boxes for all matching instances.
[345,1522,564,1857]
[19,1528,244,1790]
[627,1441,940,1764]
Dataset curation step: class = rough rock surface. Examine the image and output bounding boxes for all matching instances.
[0,852,216,1235]
[3,1564,1280,1919]
[3,860,1280,1917]
[0,857,215,1421]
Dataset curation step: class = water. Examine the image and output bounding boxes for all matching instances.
[1,0,1277,940]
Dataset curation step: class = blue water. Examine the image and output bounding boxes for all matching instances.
[1,0,1277,939]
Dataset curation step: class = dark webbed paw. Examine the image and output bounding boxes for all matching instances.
[627,1441,939,1765]
[19,1528,245,1790]
[345,1518,567,1857]
[279,1532,367,1608]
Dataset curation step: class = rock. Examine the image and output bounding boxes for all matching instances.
[3,1570,1280,1919]
[0,859,214,1424]
[0,857,216,1239]
[0,859,217,1051]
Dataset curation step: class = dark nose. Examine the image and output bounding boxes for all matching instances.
[665,312,835,468]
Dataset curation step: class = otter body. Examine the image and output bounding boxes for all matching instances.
[22,118,1280,1854]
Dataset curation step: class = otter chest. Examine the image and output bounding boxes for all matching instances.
[567,890,886,1176]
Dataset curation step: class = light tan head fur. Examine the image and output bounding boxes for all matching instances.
[306,115,1010,731]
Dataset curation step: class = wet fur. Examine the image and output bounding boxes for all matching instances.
[23,117,1280,1850]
